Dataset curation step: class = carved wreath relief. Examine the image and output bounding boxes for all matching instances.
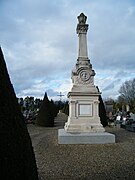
[79,70,90,82]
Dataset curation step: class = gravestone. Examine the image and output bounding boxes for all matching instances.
[58,13,115,144]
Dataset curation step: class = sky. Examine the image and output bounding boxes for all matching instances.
[0,0,135,101]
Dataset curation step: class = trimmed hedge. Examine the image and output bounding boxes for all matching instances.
[36,93,58,127]
[0,47,38,180]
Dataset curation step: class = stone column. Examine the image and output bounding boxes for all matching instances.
[94,100,99,117]
[76,13,89,58]
[69,101,76,117]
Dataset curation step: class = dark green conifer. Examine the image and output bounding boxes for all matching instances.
[50,99,59,119]
[62,101,69,115]
[99,95,108,127]
[96,86,108,127]
[36,92,55,127]
[0,47,38,180]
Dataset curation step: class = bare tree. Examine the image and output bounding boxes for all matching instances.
[119,78,135,112]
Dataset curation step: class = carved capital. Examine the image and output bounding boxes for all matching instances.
[94,100,100,104]
[77,13,88,34]
[70,101,75,104]
[76,24,88,34]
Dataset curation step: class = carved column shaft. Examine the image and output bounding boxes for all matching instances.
[69,101,76,117]
[94,101,99,116]
[76,13,89,59]
[78,33,88,58]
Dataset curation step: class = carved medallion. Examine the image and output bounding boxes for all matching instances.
[79,70,90,82]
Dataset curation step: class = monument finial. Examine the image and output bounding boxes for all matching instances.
[77,13,87,25]
[76,13,88,34]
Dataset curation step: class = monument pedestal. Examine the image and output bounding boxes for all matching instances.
[64,90,105,133]
[58,129,115,144]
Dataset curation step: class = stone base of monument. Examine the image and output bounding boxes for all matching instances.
[58,129,115,144]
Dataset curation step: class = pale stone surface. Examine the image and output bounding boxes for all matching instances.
[64,13,105,133]
[58,129,115,144]
[62,13,115,144]
[64,92,105,133]
[79,104,92,115]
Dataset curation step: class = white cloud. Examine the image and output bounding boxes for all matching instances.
[1,0,135,100]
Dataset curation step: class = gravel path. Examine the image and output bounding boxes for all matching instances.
[28,113,135,180]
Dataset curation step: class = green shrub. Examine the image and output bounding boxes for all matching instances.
[0,47,38,180]
[36,93,58,127]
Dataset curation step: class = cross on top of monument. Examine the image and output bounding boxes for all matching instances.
[57,92,65,101]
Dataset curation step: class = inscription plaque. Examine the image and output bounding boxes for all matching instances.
[79,104,92,116]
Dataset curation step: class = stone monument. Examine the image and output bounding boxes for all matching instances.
[58,13,115,144]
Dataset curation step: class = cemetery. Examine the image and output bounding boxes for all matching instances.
[1,12,135,180]
[27,119,135,179]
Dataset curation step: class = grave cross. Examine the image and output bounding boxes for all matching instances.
[57,92,65,110]
[57,92,65,101]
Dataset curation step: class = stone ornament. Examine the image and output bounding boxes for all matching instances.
[76,13,88,34]
[77,13,87,25]
[79,70,90,82]
[64,13,105,134]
